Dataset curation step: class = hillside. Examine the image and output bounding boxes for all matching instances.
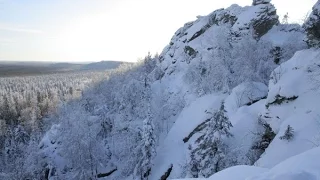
[0,60,125,77]
[1,0,320,180]
[80,61,124,71]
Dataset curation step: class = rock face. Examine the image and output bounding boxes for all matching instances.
[252,0,272,6]
[304,1,320,47]
[230,1,279,39]
[158,0,302,90]
[250,3,279,38]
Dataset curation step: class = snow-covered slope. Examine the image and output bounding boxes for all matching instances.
[175,146,320,180]
[172,48,320,180]
[149,0,307,178]
[173,165,267,180]
[252,147,320,180]
[150,94,225,179]
[256,49,320,168]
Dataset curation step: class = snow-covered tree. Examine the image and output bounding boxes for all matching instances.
[189,102,233,178]
[187,144,200,178]
[134,118,157,179]
[58,104,111,180]
[282,13,289,24]
[0,125,31,179]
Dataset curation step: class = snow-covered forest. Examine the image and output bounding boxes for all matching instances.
[0,70,115,178]
[0,71,110,124]
[2,0,320,179]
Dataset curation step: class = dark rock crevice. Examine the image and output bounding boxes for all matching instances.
[183,119,210,143]
[245,96,267,106]
[160,164,173,180]
[266,95,298,108]
[97,168,117,178]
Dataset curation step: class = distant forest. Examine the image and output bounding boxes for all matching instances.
[0,61,125,77]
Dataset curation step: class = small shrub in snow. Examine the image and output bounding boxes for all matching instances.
[279,125,294,141]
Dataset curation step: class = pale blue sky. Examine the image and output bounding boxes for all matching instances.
[0,0,317,62]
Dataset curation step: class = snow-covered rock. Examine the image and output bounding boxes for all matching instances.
[225,82,267,114]
[208,165,267,180]
[163,48,320,180]
[232,1,278,39]
[150,94,225,179]
[225,99,267,165]
[304,0,320,47]
[174,147,320,180]
[149,0,307,179]
[158,0,304,97]
[173,165,267,180]
[252,0,272,6]
[249,147,320,180]
[257,49,320,168]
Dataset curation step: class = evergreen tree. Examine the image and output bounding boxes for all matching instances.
[135,118,156,180]
[189,102,233,178]
[279,125,294,141]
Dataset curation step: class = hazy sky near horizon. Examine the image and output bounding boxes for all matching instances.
[0,0,317,62]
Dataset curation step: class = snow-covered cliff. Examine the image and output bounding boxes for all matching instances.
[149,1,306,178]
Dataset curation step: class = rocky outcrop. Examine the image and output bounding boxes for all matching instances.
[160,0,281,71]
[188,8,238,42]
[252,0,271,6]
[231,0,278,39]
[251,4,279,38]
[303,1,320,47]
